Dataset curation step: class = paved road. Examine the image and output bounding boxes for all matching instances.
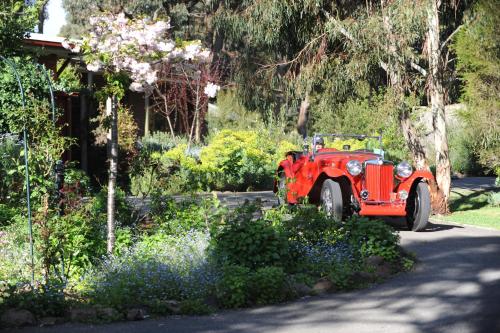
[451,177,497,191]
[6,220,500,333]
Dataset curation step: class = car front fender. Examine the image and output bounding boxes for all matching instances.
[397,170,435,192]
[321,167,349,179]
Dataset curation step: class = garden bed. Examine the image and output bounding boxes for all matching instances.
[0,196,414,328]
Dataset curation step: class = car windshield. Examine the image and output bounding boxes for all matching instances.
[311,134,384,157]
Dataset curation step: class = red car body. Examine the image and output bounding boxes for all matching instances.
[274,135,434,230]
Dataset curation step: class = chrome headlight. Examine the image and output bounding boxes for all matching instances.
[346,160,362,176]
[396,161,413,178]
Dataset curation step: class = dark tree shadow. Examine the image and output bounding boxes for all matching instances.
[381,217,464,232]
[449,188,498,212]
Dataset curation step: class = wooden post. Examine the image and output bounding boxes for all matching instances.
[144,94,150,136]
[106,95,118,254]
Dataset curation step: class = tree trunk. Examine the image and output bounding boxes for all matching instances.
[297,94,310,139]
[106,96,118,254]
[427,0,450,214]
[382,9,430,170]
[399,111,429,170]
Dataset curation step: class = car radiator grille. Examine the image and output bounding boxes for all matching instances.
[365,164,394,201]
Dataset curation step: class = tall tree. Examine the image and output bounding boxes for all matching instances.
[453,0,500,177]
[69,11,215,252]
[218,0,470,212]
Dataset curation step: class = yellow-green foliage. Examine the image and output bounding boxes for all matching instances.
[156,129,299,191]
[274,140,300,163]
[324,138,379,151]
[163,144,200,171]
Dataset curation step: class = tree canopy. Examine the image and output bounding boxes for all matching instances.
[453,0,500,172]
[0,0,41,57]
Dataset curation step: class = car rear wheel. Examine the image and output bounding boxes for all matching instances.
[406,182,431,232]
[320,179,343,221]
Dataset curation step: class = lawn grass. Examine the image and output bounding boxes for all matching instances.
[433,188,500,230]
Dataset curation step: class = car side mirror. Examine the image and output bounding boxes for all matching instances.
[343,144,351,151]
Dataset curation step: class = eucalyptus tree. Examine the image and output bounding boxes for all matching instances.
[453,0,500,177]
[217,0,469,212]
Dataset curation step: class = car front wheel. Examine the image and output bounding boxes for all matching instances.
[320,179,343,221]
[406,182,431,232]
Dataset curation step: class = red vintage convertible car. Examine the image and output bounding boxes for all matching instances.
[275,133,433,231]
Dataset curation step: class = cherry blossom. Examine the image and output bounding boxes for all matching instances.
[63,12,219,96]
[204,82,221,98]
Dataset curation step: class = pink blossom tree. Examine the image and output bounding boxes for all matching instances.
[65,12,219,253]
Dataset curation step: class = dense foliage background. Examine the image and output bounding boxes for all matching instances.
[0,0,498,327]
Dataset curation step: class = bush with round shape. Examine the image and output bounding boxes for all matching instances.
[211,206,289,270]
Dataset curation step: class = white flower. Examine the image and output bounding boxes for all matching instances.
[61,39,71,50]
[116,12,128,26]
[183,43,201,60]
[199,50,211,61]
[204,82,220,98]
[145,71,157,85]
[86,61,101,72]
[157,41,175,52]
[129,82,145,92]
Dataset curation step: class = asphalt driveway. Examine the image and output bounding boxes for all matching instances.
[5,219,500,333]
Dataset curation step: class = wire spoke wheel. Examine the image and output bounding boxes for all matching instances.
[320,179,343,221]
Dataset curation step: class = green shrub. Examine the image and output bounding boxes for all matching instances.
[179,299,215,315]
[0,216,41,284]
[34,203,107,281]
[64,167,92,195]
[0,204,16,227]
[328,260,358,290]
[215,264,250,308]
[249,266,288,305]
[487,191,500,207]
[207,90,262,132]
[272,205,339,245]
[77,231,218,310]
[0,135,23,205]
[89,186,138,228]
[141,132,187,152]
[131,129,300,194]
[199,129,276,191]
[448,127,482,176]
[337,216,400,261]
[211,204,289,269]
[149,193,227,235]
[0,282,68,318]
